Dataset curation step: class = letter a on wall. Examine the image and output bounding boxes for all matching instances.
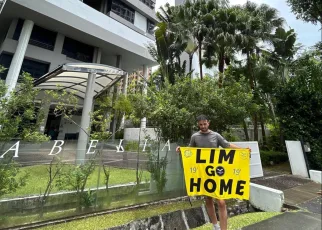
[180,147,250,200]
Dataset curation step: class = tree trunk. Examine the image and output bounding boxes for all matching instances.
[243,120,250,141]
[189,54,193,72]
[198,40,203,80]
[253,114,258,141]
[267,94,277,124]
[259,112,267,147]
[247,52,255,90]
[218,53,225,88]
[247,51,258,141]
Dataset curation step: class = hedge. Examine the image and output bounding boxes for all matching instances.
[260,150,289,166]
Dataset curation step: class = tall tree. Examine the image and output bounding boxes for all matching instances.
[148,4,186,85]
[287,0,322,41]
[287,0,322,25]
[181,0,223,80]
[236,2,284,141]
[203,7,241,87]
[267,27,298,82]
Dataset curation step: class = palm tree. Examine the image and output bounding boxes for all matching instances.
[180,0,223,80]
[236,1,284,141]
[149,4,187,85]
[203,7,241,87]
[267,27,298,83]
[184,38,199,73]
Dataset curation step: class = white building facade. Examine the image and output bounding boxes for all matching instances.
[0,0,157,141]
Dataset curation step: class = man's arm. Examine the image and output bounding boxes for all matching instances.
[217,133,250,151]
[229,143,242,148]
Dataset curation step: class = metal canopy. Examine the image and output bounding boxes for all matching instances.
[34,63,126,99]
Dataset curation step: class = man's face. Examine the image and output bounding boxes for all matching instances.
[198,120,210,133]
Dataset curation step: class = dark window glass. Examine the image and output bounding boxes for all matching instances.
[147,19,155,35]
[111,0,135,24]
[62,37,94,62]
[13,19,57,51]
[13,19,23,41]
[139,0,155,9]
[0,53,49,80]
[0,53,12,80]
[83,0,102,11]
[21,58,50,79]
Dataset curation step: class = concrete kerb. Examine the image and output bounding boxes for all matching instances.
[309,170,322,184]
[250,183,284,212]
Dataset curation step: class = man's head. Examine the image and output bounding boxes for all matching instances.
[197,114,210,133]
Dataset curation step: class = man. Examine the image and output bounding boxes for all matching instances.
[176,114,246,230]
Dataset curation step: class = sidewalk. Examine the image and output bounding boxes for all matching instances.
[245,168,322,230]
[251,169,322,214]
[242,211,322,230]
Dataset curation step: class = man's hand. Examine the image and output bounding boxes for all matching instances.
[176,146,181,153]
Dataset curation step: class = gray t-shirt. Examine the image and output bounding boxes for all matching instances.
[189,130,230,148]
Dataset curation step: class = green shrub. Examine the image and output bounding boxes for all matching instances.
[124,141,139,152]
[222,130,240,142]
[260,150,289,166]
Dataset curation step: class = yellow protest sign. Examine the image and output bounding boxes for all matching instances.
[180,147,250,200]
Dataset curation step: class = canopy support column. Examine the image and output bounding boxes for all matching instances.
[76,72,96,164]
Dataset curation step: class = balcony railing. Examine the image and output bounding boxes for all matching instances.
[29,39,55,51]
[62,49,92,62]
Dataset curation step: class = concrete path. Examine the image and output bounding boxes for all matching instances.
[246,168,322,230]
[251,169,322,214]
[242,211,322,230]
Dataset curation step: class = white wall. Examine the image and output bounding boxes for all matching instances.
[134,12,147,33]
[250,183,284,212]
[285,141,309,178]
[309,170,322,184]
[13,0,154,59]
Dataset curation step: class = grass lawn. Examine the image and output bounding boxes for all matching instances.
[193,212,282,230]
[3,165,150,198]
[39,200,203,230]
[35,203,281,230]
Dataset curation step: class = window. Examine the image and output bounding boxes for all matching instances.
[21,58,50,79]
[0,53,12,80]
[111,0,135,24]
[62,37,94,62]
[83,0,102,11]
[139,0,155,10]
[147,19,155,35]
[13,19,57,51]
[0,53,49,80]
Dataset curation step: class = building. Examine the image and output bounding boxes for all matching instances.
[0,0,157,134]
[0,0,157,162]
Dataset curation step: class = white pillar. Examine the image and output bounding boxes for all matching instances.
[39,102,51,134]
[93,47,102,64]
[5,20,34,96]
[140,65,148,129]
[5,19,18,40]
[76,73,96,164]
[122,73,128,96]
[111,55,122,140]
[50,34,64,70]
[120,73,129,129]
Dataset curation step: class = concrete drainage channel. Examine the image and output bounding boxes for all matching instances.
[108,199,254,230]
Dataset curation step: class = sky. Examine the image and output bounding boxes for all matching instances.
[155,0,321,48]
